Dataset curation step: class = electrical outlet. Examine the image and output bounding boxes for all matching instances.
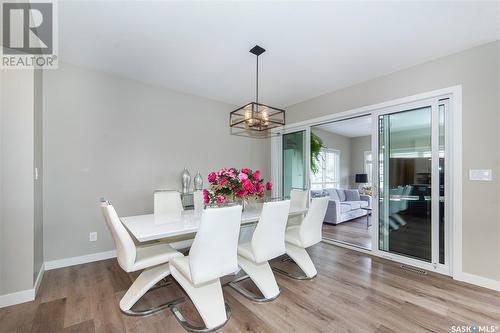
[89,232,97,242]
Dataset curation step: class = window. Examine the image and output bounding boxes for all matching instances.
[364,150,372,184]
[310,148,340,190]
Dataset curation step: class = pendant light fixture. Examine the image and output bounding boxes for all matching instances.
[229,45,285,138]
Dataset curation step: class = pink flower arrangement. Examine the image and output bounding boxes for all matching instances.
[203,167,273,206]
[266,181,273,191]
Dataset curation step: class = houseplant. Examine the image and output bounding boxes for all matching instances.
[311,132,325,174]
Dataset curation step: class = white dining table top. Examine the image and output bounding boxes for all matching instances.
[121,204,307,242]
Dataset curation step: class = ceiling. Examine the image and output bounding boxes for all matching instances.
[314,116,372,138]
[59,1,500,108]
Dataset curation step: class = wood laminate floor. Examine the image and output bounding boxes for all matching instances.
[1,243,499,333]
[322,217,373,249]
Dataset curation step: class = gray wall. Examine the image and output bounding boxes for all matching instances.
[350,135,371,186]
[288,41,500,281]
[0,68,3,291]
[0,70,35,294]
[43,62,271,261]
[311,128,351,188]
[34,70,44,283]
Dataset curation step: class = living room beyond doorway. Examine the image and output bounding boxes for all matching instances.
[311,115,373,250]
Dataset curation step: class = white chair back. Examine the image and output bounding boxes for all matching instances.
[100,201,136,272]
[189,205,242,285]
[251,200,290,263]
[298,197,329,248]
[193,190,204,211]
[400,185,413,211]
[290,189,308,211]
[154,190,183,215]
[389,187,404,214]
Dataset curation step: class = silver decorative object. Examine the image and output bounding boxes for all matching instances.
[181,168,191,194]
[193,171,203,191]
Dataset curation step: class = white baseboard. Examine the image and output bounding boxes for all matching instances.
[44,250,117,270]
[0,289,35,308]
[322,240,500,292]
[34,263,45,295]
[0,264,46,309]
[43,242,195,271]
[454,272,500,292]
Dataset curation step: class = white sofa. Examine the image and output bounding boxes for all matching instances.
[311,188,371,225]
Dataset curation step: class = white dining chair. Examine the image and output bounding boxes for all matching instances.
[229,200,290,302]
[154,190,183,215]
[287,189,308,226]
[193,190,204,211]
[100,200,184,315]
[273,197,329,280]
[169,205,242,332]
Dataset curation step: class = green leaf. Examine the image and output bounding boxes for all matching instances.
[310,132,325,174]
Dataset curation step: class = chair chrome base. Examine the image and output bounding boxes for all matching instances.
[170,302,231,333]
[121,296,185,316]
[280,256,293,263]
[121,279,186,316]
[271,253,317,280]
[271,265,316,280]
[228,275,280,302]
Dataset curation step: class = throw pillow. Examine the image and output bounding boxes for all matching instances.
[344,189,361,202]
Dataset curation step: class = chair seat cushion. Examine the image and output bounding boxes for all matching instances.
[285,225,302,247]
[170,256,193,282]
[133,243,183,271]
[237,242,256,262]
[169,256,192,282]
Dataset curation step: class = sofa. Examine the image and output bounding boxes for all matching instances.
[311,188,371,225]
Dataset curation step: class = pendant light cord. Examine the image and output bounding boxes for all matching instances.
[256,55,259,106]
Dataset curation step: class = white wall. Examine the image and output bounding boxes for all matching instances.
[350,135,371,186]
[288,41,500,282]
[43,62,270,261]
[311,128,351,188]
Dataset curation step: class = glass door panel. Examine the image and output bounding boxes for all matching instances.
[438,100,447,264]
[283,130,307,197]
[378,107,433,262]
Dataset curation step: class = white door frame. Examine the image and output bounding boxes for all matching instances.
[371,95,452,276]
[271,85,462,278]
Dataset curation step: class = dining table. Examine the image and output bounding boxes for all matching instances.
[120,203,308,243]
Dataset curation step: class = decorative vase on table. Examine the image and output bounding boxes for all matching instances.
[181,168,191,194]
[239,199,248,212]
[193,171,203,191]
[203,167,273,210]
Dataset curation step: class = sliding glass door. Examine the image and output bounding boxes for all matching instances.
[375,98,449,272]
[282,129,309,197]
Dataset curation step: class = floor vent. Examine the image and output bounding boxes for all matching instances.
[400,264,427,275]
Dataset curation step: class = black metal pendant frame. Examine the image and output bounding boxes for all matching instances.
[229,45,285,138]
